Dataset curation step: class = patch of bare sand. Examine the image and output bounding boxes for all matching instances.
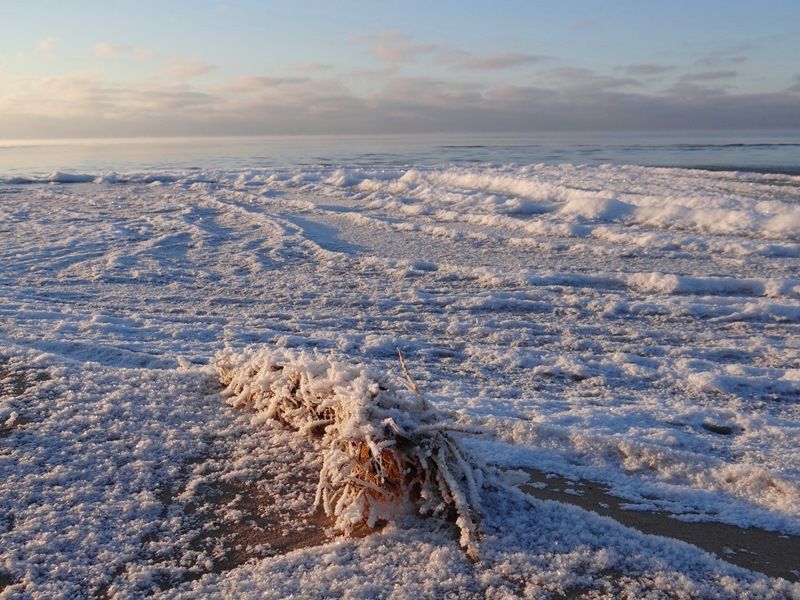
[0,356,49,437]
[92,457,342,597]
[519,467,800,583]
[185,477,335,571]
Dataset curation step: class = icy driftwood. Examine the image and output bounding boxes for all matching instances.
[215,347,488,559]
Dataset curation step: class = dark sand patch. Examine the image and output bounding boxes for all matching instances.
[0,363,29,398]
[0,571,21,594]
[520,467,799,582]
[94,460,338,597]
[0,357,48,437]
[185,477,336,572]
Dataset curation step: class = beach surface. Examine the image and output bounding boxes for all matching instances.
[1,163,799,598]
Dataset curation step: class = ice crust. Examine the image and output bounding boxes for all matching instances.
[1,162,799,597]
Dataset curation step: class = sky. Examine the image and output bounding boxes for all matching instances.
[0,0,799,138]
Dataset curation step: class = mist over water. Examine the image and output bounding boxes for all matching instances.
[1,131,799,177]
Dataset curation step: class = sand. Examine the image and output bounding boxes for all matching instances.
[519,467,800,582]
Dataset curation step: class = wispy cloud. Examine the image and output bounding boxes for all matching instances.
[1,70,798,138]
[695,54,748,67]
[458,52,551,71]
[368,32,438,63]
[160,60,216,80]
[2,27,798,138]
[366,32,549,71]
[0,73,119,118]
[617,63,673,77]
[695,43,754,68]
[299,63,334,72]
[94,42,154,60]
[94,42,126,57]
[547,66,639,91]
[218,76,310,94]
[372,77,482,109]
[37,37,59,59]
[680,70,738,82]
[694,31,797,67]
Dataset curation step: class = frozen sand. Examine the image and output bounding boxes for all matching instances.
[1,163,799,598]
[519,468,798,582]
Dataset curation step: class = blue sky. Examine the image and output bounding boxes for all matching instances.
[1,0,798,137]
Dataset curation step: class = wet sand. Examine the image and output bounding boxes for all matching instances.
[519,467,800,582]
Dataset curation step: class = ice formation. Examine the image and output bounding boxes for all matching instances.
[216,347,487,559]
[1,161,799,597]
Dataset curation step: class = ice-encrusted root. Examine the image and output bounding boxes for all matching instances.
[215,346,487,560]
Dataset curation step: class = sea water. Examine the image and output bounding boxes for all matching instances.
[1,130,799,177]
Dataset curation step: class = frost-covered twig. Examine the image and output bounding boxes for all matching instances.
[397,347,421,397]
[215,346,487,560]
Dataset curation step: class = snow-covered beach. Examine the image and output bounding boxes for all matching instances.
[1,159,799,598]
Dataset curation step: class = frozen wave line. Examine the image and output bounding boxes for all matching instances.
[3,162,798,240]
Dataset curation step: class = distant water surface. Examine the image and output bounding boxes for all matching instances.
[0,131,799,176]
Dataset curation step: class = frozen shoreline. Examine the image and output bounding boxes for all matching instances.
[1,163,798,597]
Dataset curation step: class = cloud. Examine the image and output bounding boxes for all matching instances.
[368,32,438,63]
[617,63,673,76]
[547,66,639,91]
[695,55,748,67]
[680,70,737,82]
[1,67,798,138]
[366,32,549,71]
[37,37,58,59]
[94,42,154,59]
[372,77,482,109]
[693,32,796,67]
[695,47,753,68]
[160,60,216,79]
[121,84,218,115]
[299,63,334,72]
[0,73,121,118]
[95,42,129,57]
[458,52,551,71]
[218,76,310,94]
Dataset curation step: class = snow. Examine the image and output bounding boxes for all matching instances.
[1,162,799,597]
[216,346,487,557]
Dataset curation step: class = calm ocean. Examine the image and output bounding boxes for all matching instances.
[1,131,799,177]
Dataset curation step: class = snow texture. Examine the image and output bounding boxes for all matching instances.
[1,162,799,598]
